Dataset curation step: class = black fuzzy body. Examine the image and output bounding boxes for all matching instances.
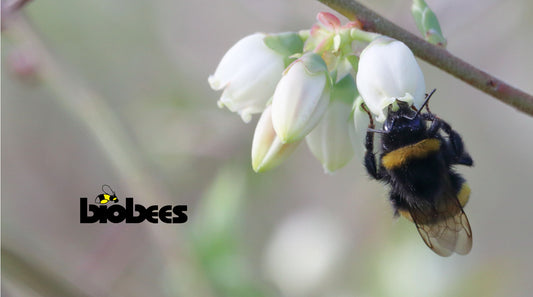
[364,102,472,214]
[363,101,474,256]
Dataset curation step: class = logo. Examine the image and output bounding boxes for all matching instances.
[80,185,188,224]
[95,184,119,204]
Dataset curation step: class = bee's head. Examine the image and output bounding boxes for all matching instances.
[382,102,426,146]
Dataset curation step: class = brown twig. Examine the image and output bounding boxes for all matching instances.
[318,0,533,116]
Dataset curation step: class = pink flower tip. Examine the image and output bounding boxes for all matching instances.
[317,12,340,30]
[342,20,362,29]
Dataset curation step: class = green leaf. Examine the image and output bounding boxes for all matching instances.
[263,32,304,57]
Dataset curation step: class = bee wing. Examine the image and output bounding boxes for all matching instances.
[409,195,472,257]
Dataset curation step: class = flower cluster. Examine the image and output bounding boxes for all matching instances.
[209,12,426,173]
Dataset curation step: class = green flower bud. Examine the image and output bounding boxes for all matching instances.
[411,0,447,47]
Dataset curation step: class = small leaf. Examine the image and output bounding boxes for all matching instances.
[263,32,304,57]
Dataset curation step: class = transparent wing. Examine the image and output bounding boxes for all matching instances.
[409,194,472,257]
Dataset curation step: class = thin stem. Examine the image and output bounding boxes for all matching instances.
[318,0,533,116]
[349,28,380,43]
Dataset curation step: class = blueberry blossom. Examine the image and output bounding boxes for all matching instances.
[356,37,426,122]
[251,105,301,173]
[208,12,431,173]
[305,75,357,173]
[209,33,288,122]
[272,52,331,143]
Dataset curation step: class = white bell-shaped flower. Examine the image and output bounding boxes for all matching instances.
[306,99,355,173]
[305,75,357,173]
[356,37,426,122]
[272,53,331,143]
[209,33,286,122]
[251,105,300,173]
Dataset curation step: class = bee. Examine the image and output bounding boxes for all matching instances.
[363,90,473,256]
[94,184,119,205]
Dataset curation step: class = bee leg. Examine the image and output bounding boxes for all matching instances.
[424,115,473,166]
[422,113,441,136]
[364,128,385,180]
[361,103,385,180]
[437,119,473,166]
[454,153,473,166]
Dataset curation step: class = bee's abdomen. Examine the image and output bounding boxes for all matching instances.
[383,139,446,203]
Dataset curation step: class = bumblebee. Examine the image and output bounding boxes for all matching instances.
[95,184,119,205]
[363,90,473,256]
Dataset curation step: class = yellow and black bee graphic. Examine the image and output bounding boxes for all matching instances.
[95,184,119,205]
[363,90,473,256]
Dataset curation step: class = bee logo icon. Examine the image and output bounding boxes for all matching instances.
[94,184,118,205]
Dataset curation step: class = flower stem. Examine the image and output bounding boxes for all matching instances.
[349,28,380,43]
[318,0,533,116]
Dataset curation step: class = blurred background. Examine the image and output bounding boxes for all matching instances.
[2,0,533,296]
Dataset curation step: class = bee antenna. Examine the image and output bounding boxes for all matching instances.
[415,89,436,117]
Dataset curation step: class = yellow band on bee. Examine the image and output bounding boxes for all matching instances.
[382,138,441,169]
[457,183,470,207]
[399,209,413,222]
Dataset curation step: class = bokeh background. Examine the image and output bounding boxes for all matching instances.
[2,0,533,296]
